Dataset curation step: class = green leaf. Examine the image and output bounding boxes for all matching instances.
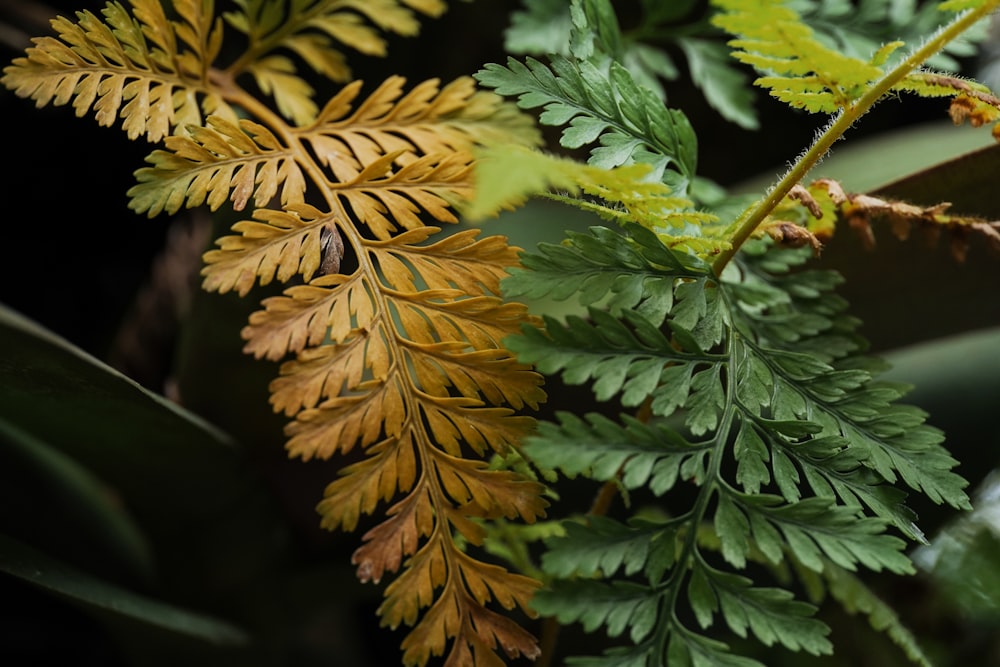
[697,563,831,654]
[503,225,703,326]
[711,0,893,113]
[0,304,286,602]
[735,494,915,574]
[474,54,698,189]
[733,419,771,494]
[531,579,659,642]
[0,418,154,588]
[541,516,676,579]
[506,308,695,407]
[823,563,934,667]
[677,37,759,129]
[0,533,249,646]
[505,0,573,56]
[523,412,706,494]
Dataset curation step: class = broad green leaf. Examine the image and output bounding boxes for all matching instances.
[0,304,286,602]
[0,533,249,646]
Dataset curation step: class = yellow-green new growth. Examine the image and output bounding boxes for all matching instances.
[710,0,1000,273]
[712,0,904,112]
[467,144,726,256]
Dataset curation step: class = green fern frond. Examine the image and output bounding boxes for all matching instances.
[502,224,708,327]
[506,223,968,664]
[474,53,698,191]
[505,0,761,129]
[822,563,935,667]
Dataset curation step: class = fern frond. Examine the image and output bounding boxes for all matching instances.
[307,76,540,181]
[232,208,548,664]
[474,54,698,191]
[797,0,989,72]
[468,144,725,256]
[129,116,307,217]
[508,223,968,664]
[385,539,542,666]
[30,3,552,659]
[335,151,473,239]
[711,0,901,113]
[774,178,1000,263]
[822,563,935,667]
[0,0,232,142]
[227,0,445,59]
[502,224,709,327]
[223,0,447,122]
[894,70,1000,137]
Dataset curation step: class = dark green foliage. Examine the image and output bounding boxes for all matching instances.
[503,222,963,663]
[472,0,999,658]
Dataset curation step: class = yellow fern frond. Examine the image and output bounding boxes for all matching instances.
[6,1,549,662]
[268,334,382,417]
[247,54,320,126]
[1,0,231,142]
[237,209,546,661]
[128,116,307,216]
[764,178,1000,260]
[814,178,1000,261]
[386,538,542,666]
[242,273,376,357]
[201,203,335,295]
[406,344,543,408]
[305,77,541,181]
[371,227,523,293]
[467,143,726,256]
[224,0,448,122]
[336,152,473,239]
[391,291,532,349]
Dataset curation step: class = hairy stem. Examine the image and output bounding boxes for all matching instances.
[710,1,1000,275]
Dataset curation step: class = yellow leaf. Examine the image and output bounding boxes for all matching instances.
[317,434,419,532]
[201,204,334,296]
[285,377,406,460]
[429,450,548,522]
[242,273,377,359]
[269,330,390,416]
[351,482,437,583]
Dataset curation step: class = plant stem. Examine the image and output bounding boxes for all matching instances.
[710,1,1000,276]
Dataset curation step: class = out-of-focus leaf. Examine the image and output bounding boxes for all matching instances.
[0,303,287,603]
[914,468,1000,619]
[872,141,1000,218]
[0,533,249,645]
[0,417,154,588]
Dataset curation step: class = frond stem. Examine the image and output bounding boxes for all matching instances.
[656,356,736,656]
[710,0,1000,276]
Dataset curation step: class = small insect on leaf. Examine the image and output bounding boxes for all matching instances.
[319,224,345,275]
